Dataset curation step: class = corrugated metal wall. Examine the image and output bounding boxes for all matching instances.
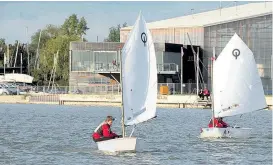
[120,27,204,47]
[70,42,167,53]
[70,42,124,51]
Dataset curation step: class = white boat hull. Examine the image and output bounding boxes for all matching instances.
[200,127,252,138]
[97,137,137,153]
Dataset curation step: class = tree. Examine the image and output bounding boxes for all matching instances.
[0,38,5,46]
[104,22,127,42]
[0,38,5,66]
[29,24,61,54]
[61,14,78,36]
[61,14,89,37]
[0,39,30,72]
[29,14,88,85]
[0,38,5,54]
[38,35,80,85]
[1,13,89,85]
[77,17,89,36]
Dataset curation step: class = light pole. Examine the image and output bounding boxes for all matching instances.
[181,46,184,94]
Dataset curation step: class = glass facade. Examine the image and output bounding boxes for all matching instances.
[71,50,166,72]
[70,49,172,86]
[71,50,119,85]
[94,51,119,71]
[204,14,272,94]
[71,50,119,72]
[71,50,94,72]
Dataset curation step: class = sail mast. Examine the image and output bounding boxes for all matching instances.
[211,47,216,127]
[119,47,126,137]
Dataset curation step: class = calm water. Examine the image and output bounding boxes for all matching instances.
[0,104,271,165]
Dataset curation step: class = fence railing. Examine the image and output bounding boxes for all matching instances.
[95,63,120,72]
[93,62,179,73]
[27,83,272,95]
[157,63,179,72]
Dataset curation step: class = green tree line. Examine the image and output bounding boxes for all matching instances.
[0,14,127,86]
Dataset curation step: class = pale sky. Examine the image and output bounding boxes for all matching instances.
[0,1,252,44]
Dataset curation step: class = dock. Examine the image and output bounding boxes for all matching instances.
[0,94,271,110]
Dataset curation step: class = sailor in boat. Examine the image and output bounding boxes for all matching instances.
[208,117,229,128]
[203,88,210,100]
[92,116,121,142]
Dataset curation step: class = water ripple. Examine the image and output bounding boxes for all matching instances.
[0,104,271,165]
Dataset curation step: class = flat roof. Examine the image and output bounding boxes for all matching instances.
[122,2,272,30]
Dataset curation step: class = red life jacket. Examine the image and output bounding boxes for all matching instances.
[92,123,104,140]
[203,89,209,95]
[92,123,117,139]
[208,118,228,128]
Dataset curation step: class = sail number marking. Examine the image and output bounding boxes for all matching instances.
[232,49,240,59]
[141,32,147,47]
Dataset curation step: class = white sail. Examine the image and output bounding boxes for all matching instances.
[213,33,267,118]
[121,13,157,126]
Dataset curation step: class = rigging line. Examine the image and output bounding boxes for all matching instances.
[185,33,209,87]
[129,125,136,137]
[110,73,120,84]
[198,69,206,89]
[186,33,198,89]
[194,55,207,88]
[198,57,209,72]
[197,62,206,86]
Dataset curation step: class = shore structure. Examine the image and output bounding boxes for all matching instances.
[0,94,272,110]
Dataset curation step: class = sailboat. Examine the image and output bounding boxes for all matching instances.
[200,33,267,138]
[96,12,158,152]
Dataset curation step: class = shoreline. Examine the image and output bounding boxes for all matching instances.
[0,94,272,110]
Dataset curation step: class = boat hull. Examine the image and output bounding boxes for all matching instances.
[97,137,137,153]
[200,127,252,138]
